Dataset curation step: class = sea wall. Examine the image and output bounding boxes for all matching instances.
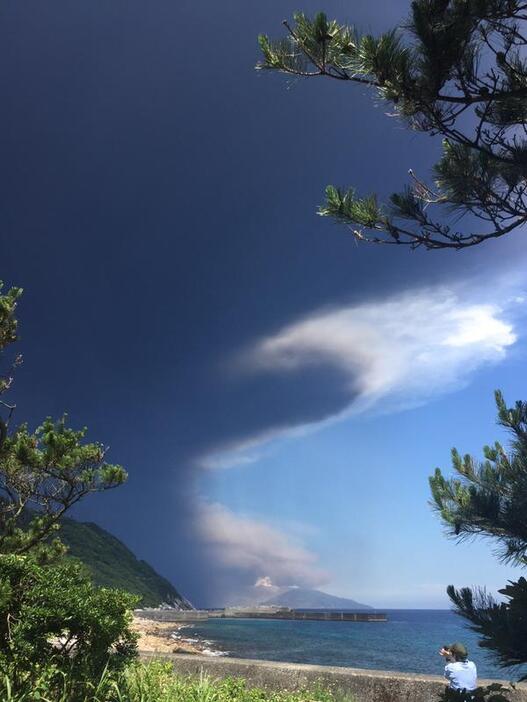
[139,652,527,702]
[134,608,209,621]
[134,608,386,623]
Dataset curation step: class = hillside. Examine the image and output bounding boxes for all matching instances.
[60,518,192,609]
[263,587,372,610]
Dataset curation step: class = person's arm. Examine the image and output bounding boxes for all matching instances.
[444,663,454,684]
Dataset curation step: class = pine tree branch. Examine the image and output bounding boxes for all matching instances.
[258,4,527,249]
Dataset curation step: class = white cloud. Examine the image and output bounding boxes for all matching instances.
[254,576,275,588]
[247,291,515,402]
[203,284,520,468]
[195,501,329,588]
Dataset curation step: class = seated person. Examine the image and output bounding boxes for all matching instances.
[440,642,478,694]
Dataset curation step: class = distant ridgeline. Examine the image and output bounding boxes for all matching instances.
[59,518,193,610]
[262,587,372,610]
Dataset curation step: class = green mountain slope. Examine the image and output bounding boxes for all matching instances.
[60,518,192,610]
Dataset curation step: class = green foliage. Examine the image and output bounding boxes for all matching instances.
[0,661,348,702]
[258,13,412,93]
[0,282,22,448]
[447,580,527,676]
[320,186,385,232]
[410,0,478,95]
[115,664,340,702]
[59,518,192,609]
[389,187,427,221]
[430,392,527,680]
[0,554,138,699]
[259,13,363,77]
[0,416,127,559]
[430,391,527,565]
[0,283,135,697]
[258,2,527,248]
[0,282,22,397]
[0,284,127,561]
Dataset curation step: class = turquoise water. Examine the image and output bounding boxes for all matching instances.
[184,610,525,680]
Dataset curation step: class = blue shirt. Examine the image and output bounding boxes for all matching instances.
[444,660,478,691]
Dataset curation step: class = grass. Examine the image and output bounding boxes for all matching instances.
[1,660,351,702]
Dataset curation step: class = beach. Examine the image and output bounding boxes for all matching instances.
[132,616,225,657]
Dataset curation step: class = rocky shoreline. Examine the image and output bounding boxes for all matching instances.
[132,616,227,657]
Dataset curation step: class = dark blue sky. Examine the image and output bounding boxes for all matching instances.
[2,0,526,607]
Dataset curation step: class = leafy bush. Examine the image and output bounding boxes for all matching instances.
[0,554,138,699]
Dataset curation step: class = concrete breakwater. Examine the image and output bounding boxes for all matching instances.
[134,608,387,623]
[135,609,209,622]
[139,653,527,702]
[219,609,387,622]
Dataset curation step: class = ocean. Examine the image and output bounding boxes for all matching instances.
[181,610,525,681]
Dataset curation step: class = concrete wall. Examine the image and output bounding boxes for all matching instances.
[134,608,209,621]
[139,652,527,702]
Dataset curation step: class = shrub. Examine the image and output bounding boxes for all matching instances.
[0,554,138,699]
